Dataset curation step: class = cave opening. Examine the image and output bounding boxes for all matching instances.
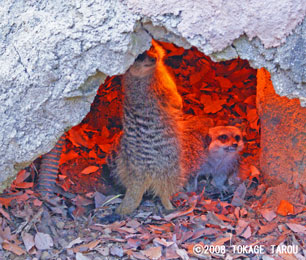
[41,40,260,199]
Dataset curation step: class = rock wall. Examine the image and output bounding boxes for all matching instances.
[0,0,305,191]
[257,68,306,190]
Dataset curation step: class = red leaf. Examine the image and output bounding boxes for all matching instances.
[2,241,26,256]
[247,108,258,123]
[277,200,294,216]
[68,125,89,148]
[201,95,226,114]
[98,143,112,153]
[81,166,99,175]
[106,91,118,103]
[0,197,15,207]
[215,76,232,89]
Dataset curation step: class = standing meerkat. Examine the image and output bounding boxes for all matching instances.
[109,41,186,215]
[191,126,244,196]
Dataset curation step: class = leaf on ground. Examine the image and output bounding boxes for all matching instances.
[60,149,79,164]
[127,238,142,249]
[32,199,43,207]
[106,90,118,103]
[249,165,261,179]
[175,248,189,260]
[255,184,267,197]
[206,211,233,230]
[2,241,26,256]
[244,95,256,105]
[96,246,109,256]
[72,240,100,253]
[216,76,232,89]
[260,209,277,222]
[277,200,294,216]
[68,126,89,148]
[142,246,162,260]
[12,170,33,189]
[0,226,12,241]
[202,95,227,114]
[34,232,54,250]
[213,236,231,246]
[126,219,141,229]
[21,232,35,252]
[0,207,11,221]
[164,206,194,221]
[165,247,180,259]
[76,252,91,260]
[148,224,172,233]
[247,108,258,123]
[153,237,174,247]
[0,197,15,208]
[131,251,147,260]
[80,166,99,175]
[191,228,220,241]
[98,143,113,153]
[66,237,83,249]
[94,192,106,208]
[134,212,152,219]
[258,222,278,235]
[73,195,93,207]
[236,219,249,236]
[114,226,137,234]
[286,223,306,234]
[110,246,124,257]
[231,183,247,207]
[241,225,252,239]
[239,207,248,217]
[85,240,101,250]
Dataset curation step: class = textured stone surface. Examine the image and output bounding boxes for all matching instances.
[0,0,151,190]
[257,68,306,188]
[0,0,305,190]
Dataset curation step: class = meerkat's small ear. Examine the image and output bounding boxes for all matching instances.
[203,134,212,148]
[136,52,147,61]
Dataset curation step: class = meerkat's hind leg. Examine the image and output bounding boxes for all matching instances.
[116,177,151,215]
[153,176,179,211]
[159,192,175,211]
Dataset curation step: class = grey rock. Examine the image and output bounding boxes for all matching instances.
[0,0,152,191]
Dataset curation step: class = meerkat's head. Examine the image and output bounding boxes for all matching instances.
[127,53,156,78]
[206,126,244,156]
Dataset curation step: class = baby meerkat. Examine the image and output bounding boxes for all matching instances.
[193,126,244,196]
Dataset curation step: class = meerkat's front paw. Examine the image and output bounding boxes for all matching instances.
[160,195,175,211]
[115,202,134,215]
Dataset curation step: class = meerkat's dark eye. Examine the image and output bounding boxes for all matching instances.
[148,56,156,63]
[218,134,228,142]
[235,135,241,142]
